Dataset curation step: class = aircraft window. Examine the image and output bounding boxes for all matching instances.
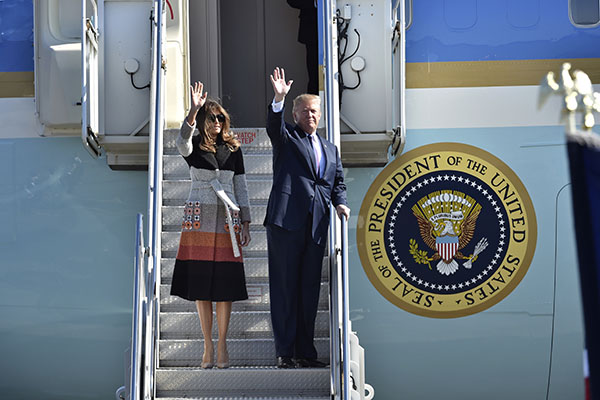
[507,0,539,28]
[443,0,477,30]
[570,0,600,26]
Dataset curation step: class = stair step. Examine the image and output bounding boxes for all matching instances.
[159,311,330,340]
[164,154,273,176]
[162,230,267,253]
[160,283,329,312]
[162,223,265,233]
[159,396,329,400]
[163,128,273,152]
[161,257,329,283]
[162,249,268,259]
[163,202,267,228]
[163,146,274,157]
[158,338,330,367]
[156,367,329,398]
[162,178,272,201]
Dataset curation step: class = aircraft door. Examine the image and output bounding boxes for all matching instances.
[163,0,189,128]
[336,0,406,166]
[188,1,307,128]
[81,0,101,157]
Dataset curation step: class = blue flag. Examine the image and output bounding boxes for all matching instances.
[567,131,600,400]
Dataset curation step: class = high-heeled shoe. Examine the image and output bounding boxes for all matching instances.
[201,343,214,369]
[216,347,229,369]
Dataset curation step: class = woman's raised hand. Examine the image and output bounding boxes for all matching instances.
[270,67,293,102]
[190,81,208,111]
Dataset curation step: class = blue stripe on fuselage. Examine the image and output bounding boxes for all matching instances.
[0,0,34,72]
[406,0,600,63]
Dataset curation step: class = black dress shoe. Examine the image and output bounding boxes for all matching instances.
[277,356,295,368]
[294,358,329,368]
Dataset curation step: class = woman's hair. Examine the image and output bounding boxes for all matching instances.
[195,99,240,152]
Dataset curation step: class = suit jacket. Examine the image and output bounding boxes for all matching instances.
[264,104,347,246]
[286,0,317,46]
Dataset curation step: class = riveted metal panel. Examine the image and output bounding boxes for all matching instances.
[160,310,330,340]
[158,396,329,400]
[156,367,329,398]
[158,338,330,367]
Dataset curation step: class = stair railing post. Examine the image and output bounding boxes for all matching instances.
[129,213,145,400]
[141,1,165,398]
[322,0,347,398]
[340,216,351,400]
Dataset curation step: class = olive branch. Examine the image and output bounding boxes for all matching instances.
[409,238,433,270]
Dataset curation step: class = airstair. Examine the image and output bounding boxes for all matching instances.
[120,1,384,399]
[155,127,330,398]
[127,123,368,399]
[126,122,369,399]
[127,114,371,398]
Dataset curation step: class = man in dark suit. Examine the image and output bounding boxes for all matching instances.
[287,0,318,94]
[265,67,350,368]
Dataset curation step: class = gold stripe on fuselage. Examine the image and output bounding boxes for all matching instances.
[0,72,34,98]
[4,59,600,96]
[407,58,600,88]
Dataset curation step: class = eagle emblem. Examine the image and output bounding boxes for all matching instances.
[409,190,488,275]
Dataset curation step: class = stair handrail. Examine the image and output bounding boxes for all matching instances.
[144,0,166,398]
[321,0,350,398]
[129,213,146,400]
[127,1,165,399]
[340,215,351,399]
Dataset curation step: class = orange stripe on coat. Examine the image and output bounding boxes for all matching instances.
[177,245,243,262]
[179,231,239,248]
[177,231,242,262]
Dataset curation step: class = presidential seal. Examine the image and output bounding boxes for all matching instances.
[357,143,537,318]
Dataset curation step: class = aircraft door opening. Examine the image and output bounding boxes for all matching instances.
[188,1,308,128]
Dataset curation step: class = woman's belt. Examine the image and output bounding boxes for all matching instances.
[209,179,241,258]
[190,180,233,191]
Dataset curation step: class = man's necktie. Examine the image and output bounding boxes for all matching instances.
[310,134,322,177]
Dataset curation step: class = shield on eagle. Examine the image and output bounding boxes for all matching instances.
[436,234,459,262]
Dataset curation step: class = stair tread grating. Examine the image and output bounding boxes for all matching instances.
[159,310,330,340]
[158,338,330,368]
[155,366,330,396]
